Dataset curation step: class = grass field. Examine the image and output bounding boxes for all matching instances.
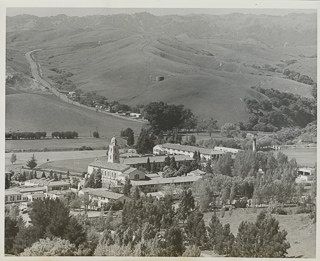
[5,150,107,174]
[280,147,317,167]
[203,208,316,258]
[5,91,143,138]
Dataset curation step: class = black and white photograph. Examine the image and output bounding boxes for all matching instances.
[3,0,318,258]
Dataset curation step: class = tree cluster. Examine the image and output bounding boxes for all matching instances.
[120,128,135,146]
[51,131,78,139]
[242,87,316,131]
[143,102,195,134]
[5,132,46,140]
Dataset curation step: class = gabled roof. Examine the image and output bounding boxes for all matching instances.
[89,159,130,172]
[5,189,22,196]
[131,175,202,186]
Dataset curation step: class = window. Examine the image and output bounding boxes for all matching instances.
[17,195,21,201]
[5,196,8,202]
[10,196,14,201]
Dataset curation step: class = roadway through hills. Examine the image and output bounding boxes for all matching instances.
[25,49,146,124]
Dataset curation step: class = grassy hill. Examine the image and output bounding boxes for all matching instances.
[6,12,316,125]
[5,90,143,137]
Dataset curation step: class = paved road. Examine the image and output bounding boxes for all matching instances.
[25,49,147,123]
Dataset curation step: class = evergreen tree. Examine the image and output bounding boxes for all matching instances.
[151,160,156,173]
[177,189,195,222]
[205,159,213,173]
[53,173,58,181]
[67,170,70,179]
[26,154,37,170]
[59,173,62,180]
[170,156,176,170]
[49,170,53,179]
[146,158,151,172]
[232,211,290,257]
[185,210,208,247]
[163,227,185,257]
[127,130,135,146]
[41,171,46,178]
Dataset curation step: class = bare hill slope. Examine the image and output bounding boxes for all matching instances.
[6,12,316,124]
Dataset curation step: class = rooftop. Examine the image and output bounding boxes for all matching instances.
[160,143,225,155]
[122,154,194,165]
[5,189,22,195]
[89,159,130,172]
[131,175,202,186]
[82,188,125,200]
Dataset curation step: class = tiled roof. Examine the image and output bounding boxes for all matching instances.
[160,143,225,155]
[82,188,125,200]
[5,189,22,195]
[131,175,202,186]
[89,159,130,172]
[122,167,139,175]
[19,187,46,193]
[122,154,194,165]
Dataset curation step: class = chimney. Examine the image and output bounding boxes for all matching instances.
[253,138,257,152]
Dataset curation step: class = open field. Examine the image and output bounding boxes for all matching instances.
[5,150,107,173]
[203,209,316,258]
[280,147,317,167]
[6,91,143,138]
[5,136,129,152]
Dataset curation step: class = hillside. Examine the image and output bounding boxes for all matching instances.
[6,12,316,124]
[5,90,143,137]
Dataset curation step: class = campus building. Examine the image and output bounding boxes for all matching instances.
[88,137,146,187]
[153,143,226,160]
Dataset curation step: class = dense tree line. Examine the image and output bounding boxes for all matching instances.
[5,132,46,140]
[52,131,78,139]
[242,87,316,131]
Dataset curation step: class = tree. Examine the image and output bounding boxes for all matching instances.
[54,172,58,181]
[143,102,195,134]
[20,237,77,256]
[177,189,195,222]
[12,225,41,255]
[220,123,239,138]
[136,129,154,154]
[121,128,135,146]
[185,210,208,247]
[29,198,71,239]
[5,173,11,189]
[163,227,186,256]
[26,154,37,170]
[216,154,233,176]
[123,178,132,197]
[232,211,290,257]
[5,217,19,254]
[182,245,201,257]
[207,214,223,250]
[93,131,100,138]
[10,153,17,165]
[59,173,62,180]
[41,171,46,178]
[65,217,87,247]
[146,158,151,172]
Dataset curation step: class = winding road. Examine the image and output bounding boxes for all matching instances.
[25,49,146,123]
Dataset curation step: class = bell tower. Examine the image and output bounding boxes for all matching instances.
[108,136,120,163]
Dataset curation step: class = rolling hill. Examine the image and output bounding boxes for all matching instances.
[5,90,143,137]
[6,12,317,126]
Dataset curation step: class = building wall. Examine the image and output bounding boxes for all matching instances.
[5,194,23,203]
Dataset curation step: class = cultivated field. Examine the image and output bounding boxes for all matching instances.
[203,208,316,258]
